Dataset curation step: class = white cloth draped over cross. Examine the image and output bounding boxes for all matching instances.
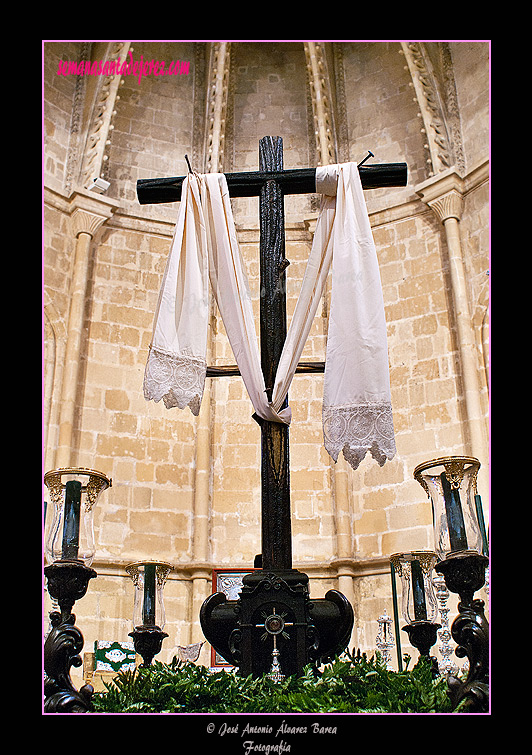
[143,162,396,471]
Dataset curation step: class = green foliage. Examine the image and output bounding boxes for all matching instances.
[92,650,460,714]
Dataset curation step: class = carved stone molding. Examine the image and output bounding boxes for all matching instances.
[80,42,131,189]
[304,42,337,166]
[65,42,91,195]
[400,42,456,177]
[205,42,231,174]
[191,43,208,172]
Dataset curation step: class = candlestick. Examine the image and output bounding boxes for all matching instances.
[44,561,97,712]
[43,468,111,713]
[126,561,173,666]
[435,553,489,711]
[375,611,395,670]
[432,573,458,677]
[390,551,440,674]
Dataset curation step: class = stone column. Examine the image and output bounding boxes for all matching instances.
[330,462,357,612]
[416,169,489,492]
[54,189,118,469]
[304,212,356,627]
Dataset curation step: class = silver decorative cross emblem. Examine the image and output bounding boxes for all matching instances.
[255,607,293,682]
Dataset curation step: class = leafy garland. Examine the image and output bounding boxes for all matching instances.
[92,651,464,714]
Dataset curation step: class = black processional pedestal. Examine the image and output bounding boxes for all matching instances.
[137,137,407,678]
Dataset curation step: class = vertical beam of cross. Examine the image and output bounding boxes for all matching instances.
[258,136,292,571]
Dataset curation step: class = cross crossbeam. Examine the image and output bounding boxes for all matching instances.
[137,162,407,204]
[206,360,325,378]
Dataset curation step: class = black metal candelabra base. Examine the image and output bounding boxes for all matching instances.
[200,569,354,679]
[402,620,441,678]
[436,553,489,712]
[43,561,97,713]
[129,627,168,667]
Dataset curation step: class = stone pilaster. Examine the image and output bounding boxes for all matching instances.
[416,169,489,488]
[55,189,119,469]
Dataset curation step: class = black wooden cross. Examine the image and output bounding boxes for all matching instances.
[138,136,406,569]
[137,137,407,676]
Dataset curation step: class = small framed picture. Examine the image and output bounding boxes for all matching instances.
[209,568,257,668]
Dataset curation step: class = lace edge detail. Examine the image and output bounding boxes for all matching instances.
[323,402,396,471]
[143,346,207,417]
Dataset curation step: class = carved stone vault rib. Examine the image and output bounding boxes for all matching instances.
[304,42,337,166]
[400,41,454,176]
[80,42,131,189]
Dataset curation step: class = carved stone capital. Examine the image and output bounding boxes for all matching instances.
[427,189,463,223]
[415,167,464,223]
[68,188,119,238]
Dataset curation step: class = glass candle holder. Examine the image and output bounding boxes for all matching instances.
[44,468,111,567]
[126,561,173,631]
[390,551,439,625]
[413,456,485,560]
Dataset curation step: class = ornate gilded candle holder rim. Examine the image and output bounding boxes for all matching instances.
[390,550,438,575]
[44,467,112,488]
[413,455,480,478]
[125,561,174,582]
[413,456,480,495]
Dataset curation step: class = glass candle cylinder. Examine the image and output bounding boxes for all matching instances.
[126,562,173,631]
[390,551,439,626]
[44,468,111,566]
[414,456,484,560]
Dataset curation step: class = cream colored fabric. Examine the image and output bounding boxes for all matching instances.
[315,163,396,469]
[144,165,396,471]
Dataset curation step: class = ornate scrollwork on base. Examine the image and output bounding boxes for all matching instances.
[44,612,94,713]
[128,627,168,667]
[402,620,441,678]
[44,561,97,619]
[436,554,489,713]
[43,561,97,713]
[201,570,354,678]
[446,599,489,713]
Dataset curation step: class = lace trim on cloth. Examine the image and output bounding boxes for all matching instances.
[143,346,207,416]
[323,403,396,471]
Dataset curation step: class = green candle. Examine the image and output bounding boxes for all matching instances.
[142,563,157,626]
[474,494,489,556]
[62,480,81,560]
[411,559,427,621]
[390,562,403,671]
[441,472,468,552]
